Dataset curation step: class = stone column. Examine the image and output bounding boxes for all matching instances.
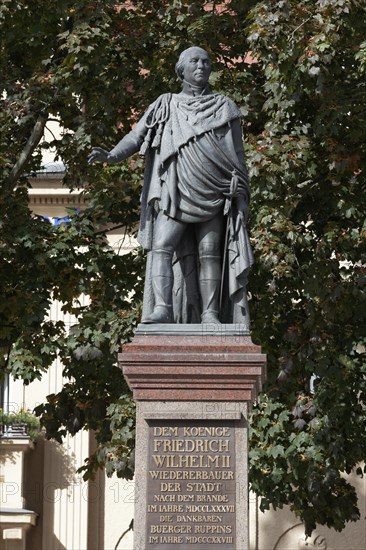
[119,324,266,550]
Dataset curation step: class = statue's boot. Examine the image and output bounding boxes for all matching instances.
[199,254,221,324]
[143,249,174,323]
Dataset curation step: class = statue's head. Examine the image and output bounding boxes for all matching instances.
[175,46,211,87]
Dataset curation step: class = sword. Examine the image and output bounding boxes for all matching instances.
[219,169,238,313]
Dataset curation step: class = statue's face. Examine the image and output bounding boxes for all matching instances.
[182,47,211,87]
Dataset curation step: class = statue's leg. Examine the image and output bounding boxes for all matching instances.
[196,213,224,324]
[142,212,186,324]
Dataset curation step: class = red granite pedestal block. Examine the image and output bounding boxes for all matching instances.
[119,326,266,403]
[118,325,267,550]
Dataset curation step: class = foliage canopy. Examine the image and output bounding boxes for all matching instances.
[1,0,365,537]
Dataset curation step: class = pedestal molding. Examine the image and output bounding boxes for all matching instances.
[120,333,266,402]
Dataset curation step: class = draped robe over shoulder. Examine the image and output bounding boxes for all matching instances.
[129,91,253,324]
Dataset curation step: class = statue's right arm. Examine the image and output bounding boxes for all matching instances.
[88,130,142,165]
[106,131,142,164]
[88,104,154,165]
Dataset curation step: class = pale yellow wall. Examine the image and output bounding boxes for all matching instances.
[103,476,134,550]
[20,303,90,550]
[1,443,27,510]
[250,475,366,549]
[0,439,37,550]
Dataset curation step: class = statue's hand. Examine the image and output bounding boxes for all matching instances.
[235,195,248,223]
[88,147,110,165]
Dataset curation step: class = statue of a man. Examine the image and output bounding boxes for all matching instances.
[89,46,253,325]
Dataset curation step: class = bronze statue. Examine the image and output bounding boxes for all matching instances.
[89,47,253,325]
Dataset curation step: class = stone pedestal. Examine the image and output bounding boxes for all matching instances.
[119,324,266,550]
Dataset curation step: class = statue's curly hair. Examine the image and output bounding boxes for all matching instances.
[175,47,211,81]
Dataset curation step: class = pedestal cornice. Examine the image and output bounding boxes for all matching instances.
[119,325,266,403]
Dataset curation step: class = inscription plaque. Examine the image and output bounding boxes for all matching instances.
[146,420,236,549]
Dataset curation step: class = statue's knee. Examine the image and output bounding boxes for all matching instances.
[198,240,221,258]
[152,237,175,254]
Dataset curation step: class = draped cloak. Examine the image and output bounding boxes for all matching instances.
[132,92,253,325]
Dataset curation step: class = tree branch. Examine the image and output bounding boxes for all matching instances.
[3,112,49,192]
[114,519,133,550]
